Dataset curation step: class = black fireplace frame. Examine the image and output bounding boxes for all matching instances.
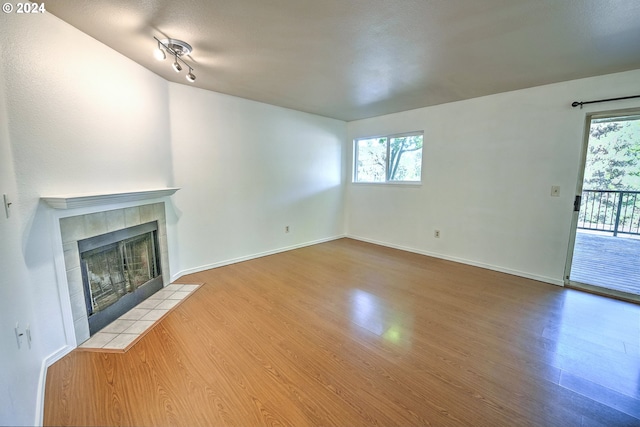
[78,221,163,335]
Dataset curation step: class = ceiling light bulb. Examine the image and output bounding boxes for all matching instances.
[154,40,167,61]
[186,70,196,82]
[172,60,182,73]
[154,47,166,61]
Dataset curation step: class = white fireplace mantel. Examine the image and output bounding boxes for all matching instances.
[41,188,180,210]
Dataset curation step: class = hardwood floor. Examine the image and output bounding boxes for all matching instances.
[44,238,640,426]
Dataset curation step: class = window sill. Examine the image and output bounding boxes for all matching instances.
[351,181,422,187]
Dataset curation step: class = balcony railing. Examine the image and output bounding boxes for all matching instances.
[578,190,640,236]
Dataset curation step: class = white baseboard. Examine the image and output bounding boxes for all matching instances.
[35,345,74,426]
[171,234,346,282]
[347,235,565,287]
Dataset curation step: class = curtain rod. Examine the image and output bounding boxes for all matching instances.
[571,94,640,109]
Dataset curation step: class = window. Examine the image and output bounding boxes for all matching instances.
[354,132,423,183]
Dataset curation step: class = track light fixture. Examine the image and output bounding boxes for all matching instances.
[153,36,196,83]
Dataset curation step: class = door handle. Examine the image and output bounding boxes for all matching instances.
[573,195,581,212]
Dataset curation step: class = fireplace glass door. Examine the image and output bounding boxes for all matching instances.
[83,242,127,313]
[83,232,159,314]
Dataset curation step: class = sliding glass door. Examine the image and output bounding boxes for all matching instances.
[565,111,640,302]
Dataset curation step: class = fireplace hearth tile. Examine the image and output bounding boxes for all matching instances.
[119,308,151,320]
[140,309,169,322]
[77,282,202,353]
[79,332,119,348]
[155,299,180,310]
[136,299,163,310]
[167,291,191,300]
[101,319,136,334]
[151,289,177,300]
[103,333,138,350]
[123,320,155,334]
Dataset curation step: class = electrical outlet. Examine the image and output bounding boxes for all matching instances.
[285,225,290,233]
[434,230,440,238]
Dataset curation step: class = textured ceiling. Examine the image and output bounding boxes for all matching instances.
[45,0,640,121]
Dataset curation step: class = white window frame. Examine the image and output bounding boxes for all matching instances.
[353,131,424,184]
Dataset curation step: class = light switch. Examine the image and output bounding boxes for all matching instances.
[551,186,560,197]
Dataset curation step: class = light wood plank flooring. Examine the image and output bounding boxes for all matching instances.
[44,238,640,426]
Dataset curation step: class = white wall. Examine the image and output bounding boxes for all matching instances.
[346,69,640,284]
[1,13,173,425]
[1,12,347,425]
[0,40,43,427]
[168,84,345,275]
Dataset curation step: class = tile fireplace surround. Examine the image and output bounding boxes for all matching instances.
[59,202,170,345]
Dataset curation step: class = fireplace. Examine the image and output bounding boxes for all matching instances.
[57,202,170,344]
[79,221,163,335]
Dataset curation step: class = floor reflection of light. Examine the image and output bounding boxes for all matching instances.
[382,325,402,344]
[351,289,385,335]
[350,289,414,351]
[550,291,640,399]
